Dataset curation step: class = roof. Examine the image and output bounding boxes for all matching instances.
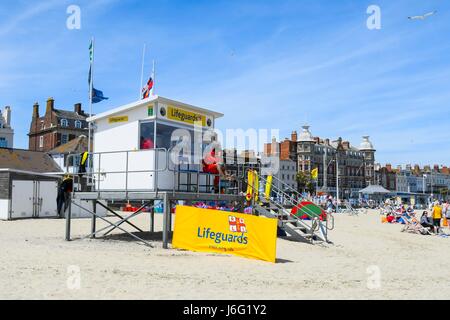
[48,135,91,155]
[359,136,375,151]
[87,95,224,122]
[54,109,88,121]
[359,185,391,194]
[0,148,62,173]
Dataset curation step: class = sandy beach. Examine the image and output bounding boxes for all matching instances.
[0,209,449,300]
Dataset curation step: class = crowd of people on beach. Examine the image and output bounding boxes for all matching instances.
[382,200,450,235]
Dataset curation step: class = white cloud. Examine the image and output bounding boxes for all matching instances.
[0,0,68,37]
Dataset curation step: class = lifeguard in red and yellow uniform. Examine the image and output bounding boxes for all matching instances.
[202,148,227,193]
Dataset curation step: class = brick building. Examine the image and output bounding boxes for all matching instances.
[264,131,298,161]
[375,164,397,191]
[264,136,298,192]
[28,98,89,152]
[265,125,376,198]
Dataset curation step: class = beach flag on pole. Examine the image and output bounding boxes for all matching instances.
[92,88,109,103]
[141,77,154,99]
[141,60,156,99]
[311,168,319,180]
[88,39,108,104]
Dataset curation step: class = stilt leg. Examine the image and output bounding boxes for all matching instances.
[150,200,155,233]
[162,194,170,249]
[91,200,97,238]
[65,195,72,241]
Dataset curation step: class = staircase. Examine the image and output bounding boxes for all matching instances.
[243,171,333,244]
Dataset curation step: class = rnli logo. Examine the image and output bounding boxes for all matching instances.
[228,216,247,233]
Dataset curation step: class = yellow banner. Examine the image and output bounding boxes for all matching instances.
[265,175,273,200]
[167,106,206,126]
[311,168,318,180]
[108,115,129,124]
[173,206,277,263]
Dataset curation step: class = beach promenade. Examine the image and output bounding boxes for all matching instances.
[1,210,449,300]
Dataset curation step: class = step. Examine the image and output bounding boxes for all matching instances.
[290,226,309,231]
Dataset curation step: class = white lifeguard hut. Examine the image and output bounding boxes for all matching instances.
[87,95,223,192]
[65,96,332,248]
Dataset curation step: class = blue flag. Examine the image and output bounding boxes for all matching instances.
[92,88,109,104]
[88,40,108,104]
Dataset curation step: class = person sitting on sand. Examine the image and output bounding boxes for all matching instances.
[420,211,435,233]
[386,212,395,223]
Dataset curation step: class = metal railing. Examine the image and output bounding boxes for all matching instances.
[65,148,169,197]
[65,148,249,198]
[247,169,334,233]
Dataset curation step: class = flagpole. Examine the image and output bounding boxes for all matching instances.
[88,37,94,159]
[151,59,155,96]
[140,43,146,99]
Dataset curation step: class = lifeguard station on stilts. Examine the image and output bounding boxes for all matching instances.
[64,95,333,248]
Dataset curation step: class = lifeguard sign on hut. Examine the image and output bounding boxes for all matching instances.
[87,96,223,192]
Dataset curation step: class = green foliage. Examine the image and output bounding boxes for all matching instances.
[296,171,315,193]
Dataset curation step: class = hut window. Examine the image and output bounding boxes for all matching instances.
[140,121,155,150]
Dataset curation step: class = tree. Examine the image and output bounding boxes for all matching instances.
[296,171,312,193]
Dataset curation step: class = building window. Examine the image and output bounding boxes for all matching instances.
[39,136,44,148]
[0,137,6,148]
[61,134,68,145]
[75,120,82,129]
[61,119,68,127]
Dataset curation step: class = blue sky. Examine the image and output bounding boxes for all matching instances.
[0,0,449,166]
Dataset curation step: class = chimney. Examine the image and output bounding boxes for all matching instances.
[74,103,82,114]
[46,97,54,114]
[342,141,350,150]
[291,131,297,141]
[271,136,278,156]
[32,102,39,118]
[325,138,330,145]
[314,137,320,144]
[4,106,11,126]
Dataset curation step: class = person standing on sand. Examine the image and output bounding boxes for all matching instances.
[443,201,450,231]
[57,176,73,216]
[431,201,443,234]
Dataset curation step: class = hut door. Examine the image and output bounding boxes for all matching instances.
[10,180,34,219]
[36,181,58,218]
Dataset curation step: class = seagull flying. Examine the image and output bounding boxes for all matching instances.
[408,10,437,20]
